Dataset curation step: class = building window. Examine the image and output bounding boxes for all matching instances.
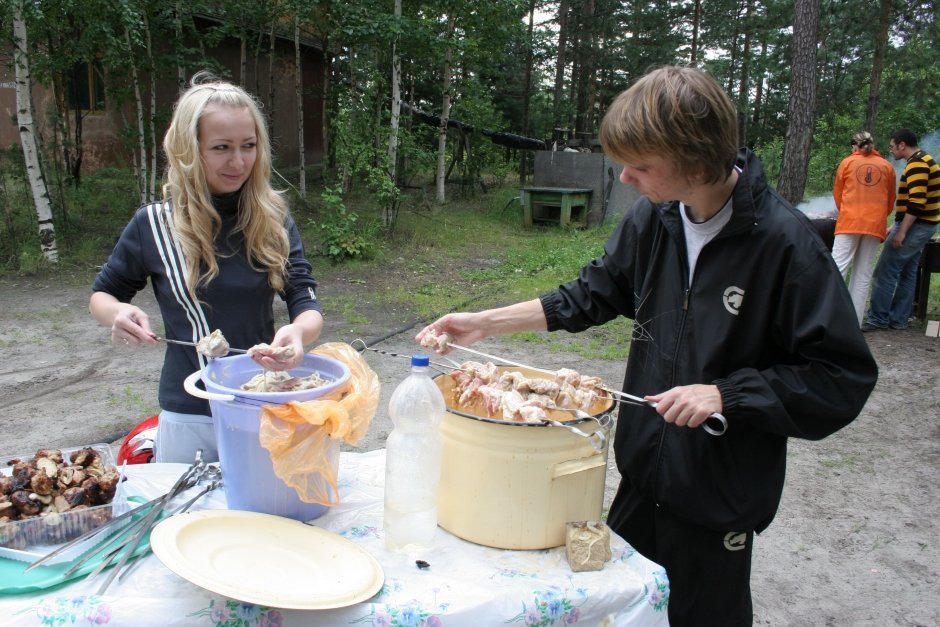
[67,62,105,111]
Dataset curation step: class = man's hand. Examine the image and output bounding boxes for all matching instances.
[891,230,907,249]
[645,384,723,429]
[416,313,488,354]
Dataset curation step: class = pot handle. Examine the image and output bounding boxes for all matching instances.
[183,370,234,401]
[544,418,608,452]
[552,453,607,479]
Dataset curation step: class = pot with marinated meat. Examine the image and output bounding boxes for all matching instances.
[433,363,613,550]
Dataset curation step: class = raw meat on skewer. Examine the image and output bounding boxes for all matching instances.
[446,361,606,423]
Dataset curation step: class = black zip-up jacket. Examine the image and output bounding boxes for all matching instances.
[540,149,878,533]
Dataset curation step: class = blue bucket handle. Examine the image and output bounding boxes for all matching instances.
[183,370,234,402]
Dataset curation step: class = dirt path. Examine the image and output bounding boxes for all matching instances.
[1,275,937,625]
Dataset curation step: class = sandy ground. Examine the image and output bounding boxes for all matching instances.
[1,273,938,626]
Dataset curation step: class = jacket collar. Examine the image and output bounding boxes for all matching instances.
[656,148,765,237]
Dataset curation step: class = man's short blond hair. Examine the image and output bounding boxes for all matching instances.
[599,66,739,185]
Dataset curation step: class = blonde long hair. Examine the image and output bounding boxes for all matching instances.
[851,131,875,156]
[162,72,290,298]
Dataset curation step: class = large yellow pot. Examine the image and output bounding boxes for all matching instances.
[433,368,613,550]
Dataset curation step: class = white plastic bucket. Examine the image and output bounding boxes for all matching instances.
[184,353,350,521]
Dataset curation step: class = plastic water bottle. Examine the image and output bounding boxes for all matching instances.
[384,354,445,551]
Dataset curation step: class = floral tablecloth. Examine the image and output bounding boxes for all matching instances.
[0,450,668,627]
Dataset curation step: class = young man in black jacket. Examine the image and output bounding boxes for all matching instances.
[417,66,877,626]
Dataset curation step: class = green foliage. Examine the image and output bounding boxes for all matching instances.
[7,0,940,316]
[0,148,31,271]
[756,116,881,201]
[394,127,438,186]
[317,185,372,262]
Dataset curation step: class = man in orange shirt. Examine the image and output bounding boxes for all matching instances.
[831,131,896,326]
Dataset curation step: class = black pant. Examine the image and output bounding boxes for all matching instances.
[607,481,754,627]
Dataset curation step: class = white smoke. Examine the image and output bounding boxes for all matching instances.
[797,195,837,219]
[889,130,940,176]
[799,130,940,219]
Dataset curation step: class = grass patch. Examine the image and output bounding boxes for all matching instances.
[106,385,157,417]
[819,455,859,469]
[11,170,938,363]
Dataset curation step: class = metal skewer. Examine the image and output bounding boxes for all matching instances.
[350,339,456,375]
[443,341,727,437]
[445,341,556,375]
[116,475,223,584]
[158,337,247,354]
[25,492,167,571]
[94,453,208,594]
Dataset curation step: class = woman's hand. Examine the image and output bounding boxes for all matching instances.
[111,303,157,347]
[90,291,155,347]
[252,323,305,371]
[253,311,323,371]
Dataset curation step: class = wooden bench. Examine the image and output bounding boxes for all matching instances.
[521,187,593,228]
[913,239,940,320]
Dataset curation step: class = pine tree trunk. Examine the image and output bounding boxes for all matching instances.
[574,0,595,134]
[240,31,248,86]
[294,16,306,198]
[865,0,892,132]
[690,0,701,66]
[268,18,276,120]
[552,0,569,131]
[322,44,331,170]
[737,0,753,145]
[752,39,767,126]
[435,14,456,205]
[176,1,185,88]
[13,0,58,263]
[726,4,741,93]
[253,29,263,98]
[520,0,535,184]
[777,0,819,205]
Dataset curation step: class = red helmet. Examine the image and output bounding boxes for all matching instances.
[117,415,159,465]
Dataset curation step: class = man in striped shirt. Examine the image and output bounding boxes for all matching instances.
[863,129,940,330]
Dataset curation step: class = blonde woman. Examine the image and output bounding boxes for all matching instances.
[831,131,896,326]
[90,73,323,463]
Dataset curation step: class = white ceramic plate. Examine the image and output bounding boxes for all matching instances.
[150,510,384,609]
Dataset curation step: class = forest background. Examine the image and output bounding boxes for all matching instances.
[1,4,940,624]
[1,0,940,274]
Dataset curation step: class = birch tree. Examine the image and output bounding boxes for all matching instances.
[12,0,58,262]
[435,14,456,205]
[385,0,402,225]
[123,20,149,205]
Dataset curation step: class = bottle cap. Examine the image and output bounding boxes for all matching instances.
[411,354,430,367]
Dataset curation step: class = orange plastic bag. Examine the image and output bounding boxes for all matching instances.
[259,342,380,505]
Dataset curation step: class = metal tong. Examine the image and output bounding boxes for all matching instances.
[25,451,222,594]
[442,341,728,437]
